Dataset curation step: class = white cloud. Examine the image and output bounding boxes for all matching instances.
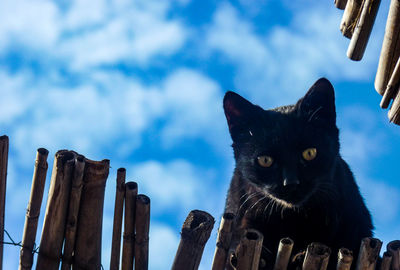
[149,224,180,270]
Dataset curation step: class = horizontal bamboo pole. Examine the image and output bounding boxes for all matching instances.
[347,0,381,61]
[19,148,49,270]
[335,0,348,10]
[234,229,264,270]
[135,194,150,270]
[379,251,393,270]
[375,0,400,95]
[336,248,353,270]
[302,242,331,270]
[0,136,9,270]
[387,240,400,270]
[171,210,215,270]
[273,238,294,270]
[110,168,126,270]
[355,237,382,270]
[381,56,400,108]
[211,212,235,270]
[340,0,363,38]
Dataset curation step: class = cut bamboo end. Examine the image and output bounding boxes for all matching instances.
[302,242,331,270]
[211,212,235,270]
[381,56,400,108]
[171,210,215,270]
[273,237,294,270]
[355,237,382,270]
[375,0,400,95]
[340,0,363,38]
[387,240,400,270]
[0,136,8,270]
[379,251,393,270]
[347,0,381,61]
[135,194,150,270]
[234,229,264,270]
[19,148,49,270]
[336,248,353,270]
[335,0,349,10]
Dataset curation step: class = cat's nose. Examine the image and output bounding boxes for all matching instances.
[282,168,300,187]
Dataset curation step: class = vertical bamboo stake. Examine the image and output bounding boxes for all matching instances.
[379,251,393,270]
[121,182,138,270]
[273,238,294,270]
[73,158,109,270]
[347,0,381,61]
[211,212,235,270]
[336,248,353,270]
[171,210,215,270]
[234,229,263,270]
[134,194,150,270]
[355,237,382,270]
[36,150,76,270]
[388,89,400,124]
[335,0,349,10]
[61,155,85,270]
[110,168,126,270]
[0,136,9,270]
[375,0,400,95]
[340,0,363,38]
[381,56,400,108]
[387,240,400,270]
[19,148,49,270]
[302,242,331,270]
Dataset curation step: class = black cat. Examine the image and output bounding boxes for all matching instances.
[223,78,373,269]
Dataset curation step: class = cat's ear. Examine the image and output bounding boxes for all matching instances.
[296,78,336,126]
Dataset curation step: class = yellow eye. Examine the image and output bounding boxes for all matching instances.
[257,155,274,167]
[302,148,317,161]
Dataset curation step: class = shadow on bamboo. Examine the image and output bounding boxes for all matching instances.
[340,0,363,38]
[0,136,9,270]
[337,248,353,270]
[232,229,263,270]
[355,237,382,270]
[302,242,331,270]
[135,194,150,270]
[380,251,393,270]
[211,212,235,270]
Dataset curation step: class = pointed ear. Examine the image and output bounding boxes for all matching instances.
[296,78,336,126]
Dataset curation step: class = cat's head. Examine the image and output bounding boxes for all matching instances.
[223,78,339,208]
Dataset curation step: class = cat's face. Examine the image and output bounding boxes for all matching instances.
[223,78,340,207]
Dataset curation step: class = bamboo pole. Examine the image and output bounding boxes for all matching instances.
[375,0,400,95]
[134,194,150,270]
[355,237,382,270]
[171,210,215,270]
[388,88,400,124]
[211,212,235,270]
[234,229,263,270]
[110,168,126,270]
[340,0,363,38]
[72,158,109,270]
[19,148,49,270]
[381,56,400,108]
[302,242,331,270]
[387,240,400,270]
[336,248,353,270]
[379,251,393,270]
[347,0,381,61]
[36,150,76,270]
[0,136,9,270]
[121,182,138,270]
[273,238,294,270]
[61,155,85,270]
[335,0,349,10]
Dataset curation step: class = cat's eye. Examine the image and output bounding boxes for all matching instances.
[302,148,317,161]
[257,155,274,167]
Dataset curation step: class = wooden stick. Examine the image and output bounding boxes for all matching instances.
[36,150,76,270]
[388,89,400,124]
[19,148,49,270]
[336,248,353,270]
[110,168,126,270]
[0,136,9,270]
[273,238,294,270]
[72,158,109,270]
[387,240,400,270]
[335,0,348,10]
[121,182,138,270]
[211,212,235,270]
[381,56,400,108]
[340,0,363,38]
[302,242,331,270]
[375,0,400,95]
[379,251,393,270]
[61,155,85,270]
[355,237,382,270]
[347,0,381,61]
[171,210,215,270]
[134,194,150,270]
[234,229,263,270]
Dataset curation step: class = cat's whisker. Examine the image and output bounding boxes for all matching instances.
[238,191,263,216]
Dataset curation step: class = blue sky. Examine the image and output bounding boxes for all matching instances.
[1,0,400,269]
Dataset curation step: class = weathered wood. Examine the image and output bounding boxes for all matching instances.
[61,155,85,270]
[19,148,49,270]
[381,56,400,108]
[171,210,215,270]
[355,237,382,270]
[302,242,331,270]
[134,194,150,270]
[121,182,138,270]
[36,150,75,270]
[73,158,109,270]
[336,0,349,10]
[336,248,353,270]
[340,0,363,38]
[273,238,294,270]
[388,90,400,123]
[211,212,235,270]
[379,251,392,270]
[110,168,126,270]
[234,229,263,270]
[375,0,400,95]
[0,136,9,270]
[387,240,400,270]
[347,0,381,61]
